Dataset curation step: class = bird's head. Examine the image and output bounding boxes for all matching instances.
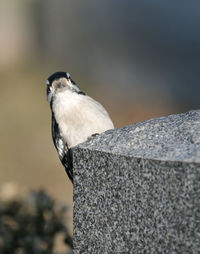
[46,71,80,103]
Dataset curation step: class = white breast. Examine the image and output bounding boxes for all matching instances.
[52,90,114,148]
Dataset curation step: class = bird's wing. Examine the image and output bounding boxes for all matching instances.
[61,148,73,183]
[52,113,73,183]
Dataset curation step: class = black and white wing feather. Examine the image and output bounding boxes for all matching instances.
[51,113,73,182]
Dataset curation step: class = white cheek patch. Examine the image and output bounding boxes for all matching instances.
[46,80,50,86]
[47,92,52,103]
[64,77,80,93]
[64,78,74,89]
[66,72,70,79]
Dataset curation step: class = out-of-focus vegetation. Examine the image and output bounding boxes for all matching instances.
[0,189,72,254]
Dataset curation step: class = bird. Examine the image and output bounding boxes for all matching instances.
[46,71,114,183]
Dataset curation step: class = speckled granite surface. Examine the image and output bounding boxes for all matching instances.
[73,110,200,254]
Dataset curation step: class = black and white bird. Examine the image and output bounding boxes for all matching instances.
[46,72,114,183]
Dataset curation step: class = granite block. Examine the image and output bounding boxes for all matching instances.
[73,110,200,254]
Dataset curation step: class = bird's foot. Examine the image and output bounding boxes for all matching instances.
[87,133,99,142]
[91,133,99,137]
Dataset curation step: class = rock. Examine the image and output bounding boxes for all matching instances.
[73,110,200,254]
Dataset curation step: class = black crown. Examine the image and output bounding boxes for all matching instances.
[47,72,70,84]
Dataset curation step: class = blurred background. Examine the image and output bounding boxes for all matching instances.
[1,0,200,249]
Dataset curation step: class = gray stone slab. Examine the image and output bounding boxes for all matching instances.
[73,110,200,254]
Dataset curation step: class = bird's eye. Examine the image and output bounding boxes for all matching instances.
[47,86,51,93]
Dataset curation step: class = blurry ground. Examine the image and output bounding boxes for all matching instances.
[0,188,73,253]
